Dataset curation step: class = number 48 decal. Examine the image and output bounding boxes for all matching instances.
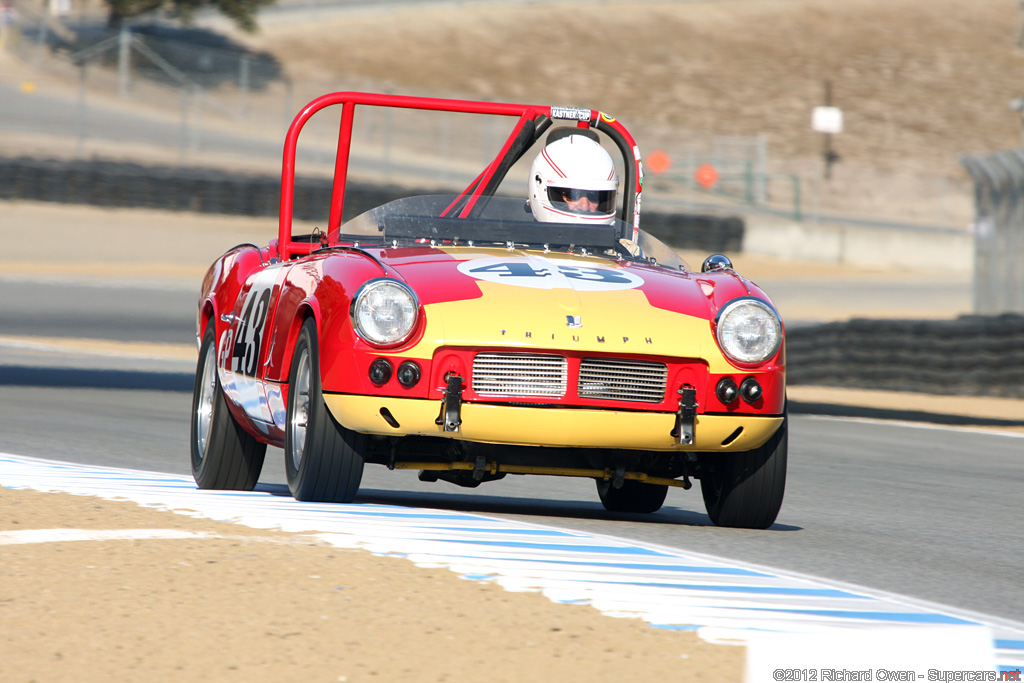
[457,257,644,291]
[230,271,277,376]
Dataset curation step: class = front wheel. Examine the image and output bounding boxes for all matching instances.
[285,318,365,503]
[596,479,668,514]
[700,409,787,529]
[190,319,266,489]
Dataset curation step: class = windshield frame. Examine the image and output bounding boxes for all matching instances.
[326,195,690,271]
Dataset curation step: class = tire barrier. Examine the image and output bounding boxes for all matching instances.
[0,156,284,218]
[786,314,1024,398]
[640,211,745,253]
[0,156,744,251]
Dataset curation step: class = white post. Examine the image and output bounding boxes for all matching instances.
[117,26,130,98]
[238,54,250,117]
[76,60,87,157]
[179,86,189,165]
[190,84,202,152]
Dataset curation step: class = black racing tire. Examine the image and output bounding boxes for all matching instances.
[597,479,669,514]
[285,317,366,503]
[700,407,787,529]
[190,319,266,490]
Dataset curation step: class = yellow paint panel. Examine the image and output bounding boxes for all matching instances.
[400,249,734,369]
[324,393,782,452]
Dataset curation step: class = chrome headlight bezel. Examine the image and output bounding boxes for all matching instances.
[714,297,783,366]
[350,278,420,347]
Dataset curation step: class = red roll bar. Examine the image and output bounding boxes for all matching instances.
[278,92,643,261]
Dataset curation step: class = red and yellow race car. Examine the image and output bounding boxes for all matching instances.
[190,92,787,528]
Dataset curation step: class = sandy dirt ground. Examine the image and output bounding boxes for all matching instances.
[0,487,741,682]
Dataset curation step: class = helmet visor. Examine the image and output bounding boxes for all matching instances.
[547,186,616,216]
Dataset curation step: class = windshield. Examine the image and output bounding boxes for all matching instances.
[337,195,689,270]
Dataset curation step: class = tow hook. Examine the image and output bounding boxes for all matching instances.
[672,385,698,445]
[436,373,464,432]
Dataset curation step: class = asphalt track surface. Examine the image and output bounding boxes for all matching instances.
[2,385,1023,628]
[0,277,1021,627]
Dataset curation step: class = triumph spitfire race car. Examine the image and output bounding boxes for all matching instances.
[190,92,787,529]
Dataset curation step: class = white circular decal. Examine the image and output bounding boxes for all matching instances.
[457,256,644,291]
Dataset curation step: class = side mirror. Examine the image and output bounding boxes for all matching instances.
[701,254,733,273]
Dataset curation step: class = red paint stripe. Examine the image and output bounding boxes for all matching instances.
[546,207,612,222]
[542,149,566,178]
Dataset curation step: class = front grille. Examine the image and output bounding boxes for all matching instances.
[472,353,568,397]
[578,358,667,403]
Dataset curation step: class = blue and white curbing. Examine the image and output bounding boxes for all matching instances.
[2,452,1022,680]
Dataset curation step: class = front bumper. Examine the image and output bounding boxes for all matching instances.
[324,393,783,452]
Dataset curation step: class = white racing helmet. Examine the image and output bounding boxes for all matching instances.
[528,133,619,224]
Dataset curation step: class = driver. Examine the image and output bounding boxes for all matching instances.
[528,131,619,224]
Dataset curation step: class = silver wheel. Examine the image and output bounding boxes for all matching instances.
[194,348,217,461]
[285,317,365,503]
[190,319,266,490]
[289,347,311,472]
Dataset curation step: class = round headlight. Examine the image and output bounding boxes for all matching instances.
[351,279,419,346]
[715,298,782,365]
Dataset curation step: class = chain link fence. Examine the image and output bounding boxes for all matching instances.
[3,12,776,199]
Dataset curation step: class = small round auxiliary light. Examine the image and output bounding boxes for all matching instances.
[368,358,393,385]
[716,378,739,404]
[396,361,421,387]
[740,377,763,403]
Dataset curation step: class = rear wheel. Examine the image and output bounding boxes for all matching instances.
[596,479,668,514]
[285,318,365,503]
[700,408,787,529]
[190,320,266,489]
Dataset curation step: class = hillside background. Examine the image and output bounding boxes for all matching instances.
[242,0,1023,226]
[4,0,1023,228]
